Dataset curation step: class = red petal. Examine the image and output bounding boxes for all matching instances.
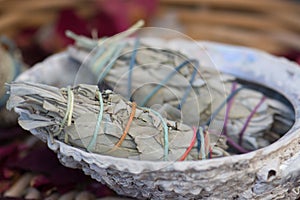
[30,175,51,188]
[0,180,12,193]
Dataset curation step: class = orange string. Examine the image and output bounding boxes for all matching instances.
[113,102,137,148]
[179,126,197,161]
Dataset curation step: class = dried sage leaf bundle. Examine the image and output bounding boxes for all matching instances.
[7,82,228,161]
[66,35,293,152]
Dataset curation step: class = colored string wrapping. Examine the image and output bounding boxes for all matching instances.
[54,86,74,139]
[205,82,266,149]
[196,129,212,159]
[142,107,169,161]
[88,46,105,70]
[204,85,244,126]
[199,82,249,153]
[92,43,120,74]
[196,129,201,153]
[111,102,137,151]
[87,90,104,152]
[127,38,140,100]
[238,96,266,145]
[226,137,249,153]
[179,126,197,161]
[98,42,127,83]
[223,82,237,136]
[219,83,249,153]
[177,60,199,110]
[199,127,206,160]
[140,59,197,107]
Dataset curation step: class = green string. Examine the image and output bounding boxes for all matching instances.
[143,107,169,161]
[199,127,206,160]
[87,90,104,152]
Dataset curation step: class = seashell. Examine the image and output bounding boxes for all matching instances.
[11,39,300,199]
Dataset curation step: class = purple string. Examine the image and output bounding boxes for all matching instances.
[223,82,237,136]
[238,96,266,145]
[222,82,249,153]
[226,137,249,153]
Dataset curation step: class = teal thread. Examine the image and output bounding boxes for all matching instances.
[97,42,127,83]
[177,60,199,109]
[88,46,105,68]
[127,38,140,100]
[199,127,206,160]
[143,107,169,161]
[92,44,119,74]
[140,59,196,107]
[87,90,104,152]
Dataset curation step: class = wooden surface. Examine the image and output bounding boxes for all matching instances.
[158,0,300,53]
[1,0,300,53]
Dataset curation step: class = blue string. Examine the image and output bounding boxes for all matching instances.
[98,42,127,83]
[177,60,199,110]
[204,86,244,126]
[87,90,104,152]
[127,38,140,100]
[140,59,197,107]
[196,128,201,153]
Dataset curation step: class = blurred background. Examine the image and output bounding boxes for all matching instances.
[1,0,300,65]
[0,0,300,199]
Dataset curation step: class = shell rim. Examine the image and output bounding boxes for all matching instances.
[15,39,300,174]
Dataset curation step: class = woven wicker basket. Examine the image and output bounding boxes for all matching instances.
[1,0,300,53]
[0,0,93,36]
[157,0,300,53]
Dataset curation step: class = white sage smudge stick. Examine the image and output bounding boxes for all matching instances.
[6,82,229,161]
[66,34,293,152]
